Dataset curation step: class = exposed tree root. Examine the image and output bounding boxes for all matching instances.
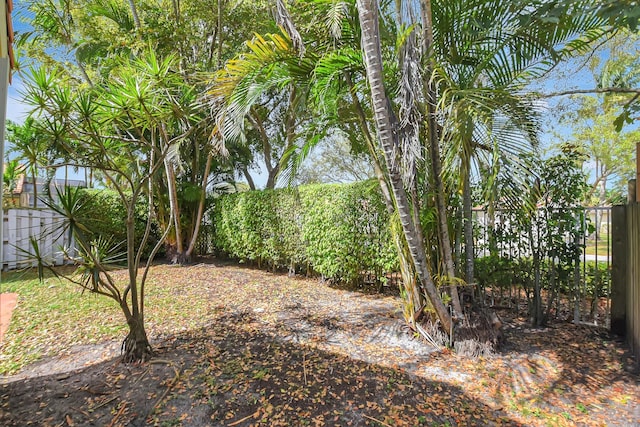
[453,307,503,357]
[412,306,503,357]
[121,328,154,363]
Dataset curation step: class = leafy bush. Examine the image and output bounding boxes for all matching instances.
[77,189,161,257]
[474,256,610,299]
[583,261,610,299]
[211,182,398,285]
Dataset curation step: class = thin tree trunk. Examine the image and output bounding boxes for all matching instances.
[128,0,141,29]
[186,153,213,258]
[164,158,184,263]
[242,166,256,190]
[420,0,463,316]
[356,0,452,334]
[217,0,224,68]
[122,197,152,362]
[463,167,474,285]
[31,171,38,208]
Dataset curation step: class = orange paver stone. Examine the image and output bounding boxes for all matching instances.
[0,293,18,343]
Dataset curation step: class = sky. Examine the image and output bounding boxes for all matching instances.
[6,1,29,123]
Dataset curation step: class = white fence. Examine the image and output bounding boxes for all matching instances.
[2,209,72,271]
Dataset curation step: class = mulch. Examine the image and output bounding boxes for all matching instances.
[0,262,638,426]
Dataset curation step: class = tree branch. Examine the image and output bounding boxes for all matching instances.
[540,87,640,98]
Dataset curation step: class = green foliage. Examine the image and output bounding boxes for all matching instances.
[475,256,610,299]
[474,151,598,324]
[212,181,398,285]
[76,188,160,257]
[583,261,611,299]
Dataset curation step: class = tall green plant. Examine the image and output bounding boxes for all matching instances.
[6,118,50,208]
[19,50,192,362]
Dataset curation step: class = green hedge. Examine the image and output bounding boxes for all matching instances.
[77,189,161,256]
[211,182,398,285]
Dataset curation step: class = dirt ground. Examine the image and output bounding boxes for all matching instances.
[0,262,638,426]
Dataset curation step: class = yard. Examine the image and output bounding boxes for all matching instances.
[0,261,638,426]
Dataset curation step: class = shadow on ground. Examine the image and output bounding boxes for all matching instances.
[1,310,521,427]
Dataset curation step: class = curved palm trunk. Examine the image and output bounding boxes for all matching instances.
[356,0,452,334]
[345,72,425,324]
[185,152,213,259]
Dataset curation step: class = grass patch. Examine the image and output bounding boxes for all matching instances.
[0,269,124,374]
[584,235,611,257]
[0,265,222,375]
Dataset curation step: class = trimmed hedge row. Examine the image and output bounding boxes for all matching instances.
[211,182,398,285]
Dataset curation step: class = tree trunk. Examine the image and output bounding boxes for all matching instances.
[122,197,153,362]
[185,153,213,258]
[463,168,474,285]
[420,0,463,316]
[356,0,452,334]
[164,158,185,263]
[122,313,152,363]
[128,0,141,29]
[345,71,425,324]
[32,171,38,208]
[242,166,256,190]
[266,169,278,190]
[528,226,543,327]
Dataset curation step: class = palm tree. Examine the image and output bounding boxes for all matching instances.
[355,0,453,332]
[207,2,436,327]
[6,118,50,208]
[20,50,197,361]
[208,0,614,338]
[427,0,610,288]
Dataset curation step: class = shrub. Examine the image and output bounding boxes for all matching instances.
[211,181,398,285]
[474,255,610,299]
[77,189,161,257]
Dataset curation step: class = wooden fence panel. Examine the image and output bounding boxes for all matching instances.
[627,203,640,362]
[1,208,72,271]
[611,206,627,336]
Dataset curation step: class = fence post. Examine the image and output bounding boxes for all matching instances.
[610,205,627,336]
[628,203,640,364]
[636,142,640,202]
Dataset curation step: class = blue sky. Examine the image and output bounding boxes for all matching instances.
[6,0,29,123]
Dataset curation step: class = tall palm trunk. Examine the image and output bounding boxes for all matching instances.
[420,0,463,315]
[356,0,452,334]
[463,160,474,286]
[346,72,425,324]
